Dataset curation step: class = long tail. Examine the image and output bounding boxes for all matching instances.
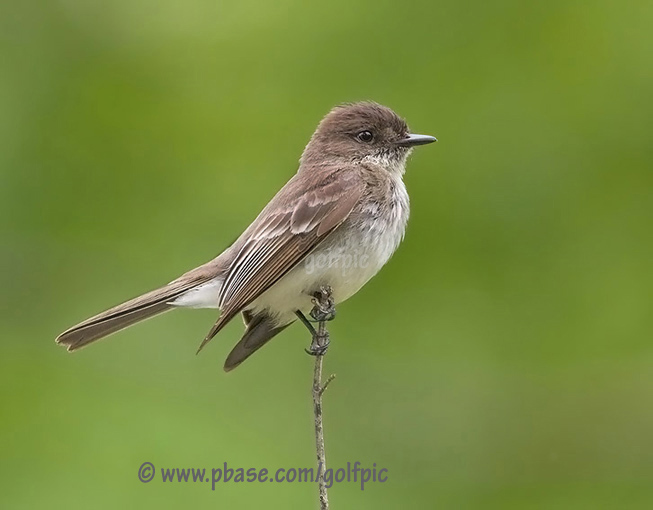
[56,265,218,351]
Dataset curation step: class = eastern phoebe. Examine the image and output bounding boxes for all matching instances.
[56,102,436,370]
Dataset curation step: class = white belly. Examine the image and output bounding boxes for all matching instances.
[250,179,410,323]
[248,233,389,320]
[173,177,410,327]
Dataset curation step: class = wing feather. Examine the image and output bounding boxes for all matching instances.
[196,168,364,352]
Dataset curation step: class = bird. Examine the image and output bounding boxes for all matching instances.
[55,101,436,371]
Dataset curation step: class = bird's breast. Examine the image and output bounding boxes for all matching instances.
[249,176,410,323]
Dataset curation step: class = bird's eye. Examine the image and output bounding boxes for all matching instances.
[356,130,374,143]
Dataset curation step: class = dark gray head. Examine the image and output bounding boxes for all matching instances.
[300,102,436,172]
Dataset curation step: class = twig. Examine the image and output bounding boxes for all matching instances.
[319,373,336,398]
[309,287,336,510]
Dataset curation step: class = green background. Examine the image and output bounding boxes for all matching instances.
[2,0,652,508]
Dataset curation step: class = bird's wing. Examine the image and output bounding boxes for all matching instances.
[197,167,364,352]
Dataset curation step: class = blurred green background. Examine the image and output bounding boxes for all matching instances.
[1,0,652,508]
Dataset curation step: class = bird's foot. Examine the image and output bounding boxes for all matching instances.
[310,286,336,322]
[304,332,330,356]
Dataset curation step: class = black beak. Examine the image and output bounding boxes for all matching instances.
[396,133,437,147]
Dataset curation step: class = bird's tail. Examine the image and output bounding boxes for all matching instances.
[56,265,219,351]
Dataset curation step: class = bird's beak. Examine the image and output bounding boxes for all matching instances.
[396,133,437,147]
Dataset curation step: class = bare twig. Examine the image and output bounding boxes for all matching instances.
[319,373,336,398]
[309,286,336,510]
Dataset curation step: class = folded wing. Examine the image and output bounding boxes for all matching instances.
[197,167,364,352]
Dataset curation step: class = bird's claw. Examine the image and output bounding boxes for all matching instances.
[310,286,336,322]
[305,332,330,356]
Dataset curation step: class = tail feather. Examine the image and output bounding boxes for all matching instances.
[56,266,219,351]
[223,312,292,371]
